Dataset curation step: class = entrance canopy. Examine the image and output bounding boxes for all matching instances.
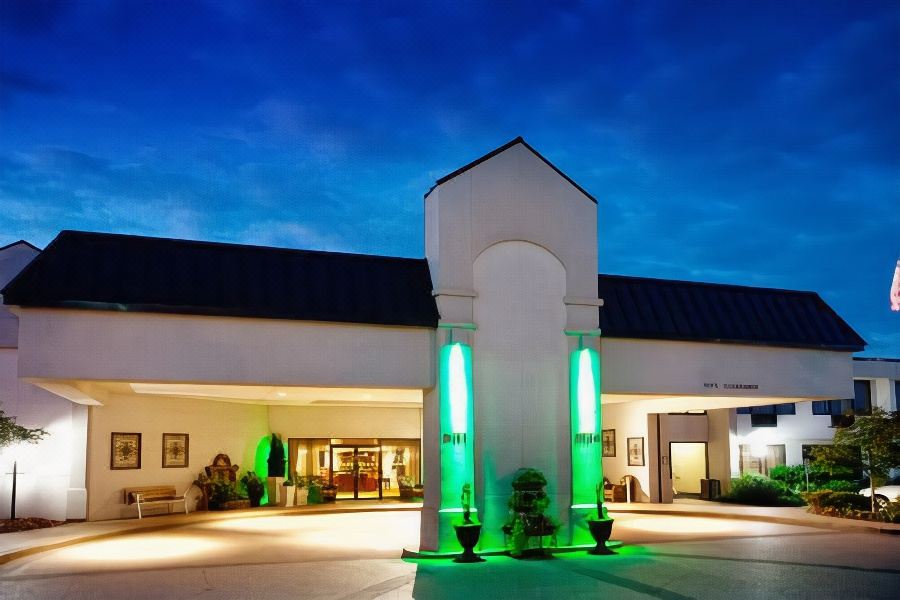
[597,273,865,406]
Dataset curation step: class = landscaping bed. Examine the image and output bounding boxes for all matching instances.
[0,517,65,534]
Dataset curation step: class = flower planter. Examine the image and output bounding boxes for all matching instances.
[321,486,338,503]
[223,499,251,510]
[453,523,484,563]
[587,518,615,555]
[295,487,309,506]
[280,485,293,507]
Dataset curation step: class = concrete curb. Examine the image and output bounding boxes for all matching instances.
[607,507,900,535]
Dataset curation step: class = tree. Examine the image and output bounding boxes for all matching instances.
[811,408,900,512]
[0,405,47,449]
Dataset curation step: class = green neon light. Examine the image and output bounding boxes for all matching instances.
[438,507,479,514]
[448,343,468,434]
[438,341,476,552]
[254,436,271,505]
[576,348,598,434]
[570,344,603,528]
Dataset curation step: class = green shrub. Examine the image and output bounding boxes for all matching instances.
[878,500,900,524]
[768,465,806,490]
[819,479,858,493]
[768,464,858,493]
[818,491,871,512]
[720,474,805,506]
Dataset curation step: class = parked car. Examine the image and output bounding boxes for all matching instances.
[858,485,900,509]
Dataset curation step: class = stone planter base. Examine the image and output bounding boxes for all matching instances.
[587,518,615,555]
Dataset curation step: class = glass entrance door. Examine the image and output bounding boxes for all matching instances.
[330,445,383,500]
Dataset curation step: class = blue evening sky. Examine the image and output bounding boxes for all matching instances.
[1,1,898,355]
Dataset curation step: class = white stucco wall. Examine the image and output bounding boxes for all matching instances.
[602,338,854,401]
[420,141,601,551]
[426,142,599,329]
[735,401,835,467]
[86,393,270,521]
[600,402,653,501]
[0,349,86,521]
[15,309,434,389]
[473,241,570,548]
[269,405,421,439]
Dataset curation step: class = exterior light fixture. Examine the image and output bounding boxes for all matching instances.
[570,340,600,445]
[447,342,469,443]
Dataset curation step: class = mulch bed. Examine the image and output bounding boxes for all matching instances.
[0,518,65,534]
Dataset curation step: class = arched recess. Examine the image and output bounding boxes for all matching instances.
[472,240,570,549]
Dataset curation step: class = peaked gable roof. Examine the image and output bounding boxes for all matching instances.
[3,230,440,328]
[598,273,865,352]
[425,136,597,203]
[0,240,40,253]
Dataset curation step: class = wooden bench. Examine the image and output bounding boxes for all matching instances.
[124,485,191,519]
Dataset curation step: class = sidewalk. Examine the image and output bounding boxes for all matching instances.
[2,498,896,565]
[0,500,422,565]
[607,498,900,534]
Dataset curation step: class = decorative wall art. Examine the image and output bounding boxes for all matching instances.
[627,437,645,466]
[110,432,141,470]
[162,433,189,468]
[601,429,616,457]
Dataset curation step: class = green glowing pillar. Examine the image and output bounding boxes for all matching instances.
[437,341,476,552]
[569,341,604,544]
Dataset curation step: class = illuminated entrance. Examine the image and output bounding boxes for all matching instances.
[289,438,421,501]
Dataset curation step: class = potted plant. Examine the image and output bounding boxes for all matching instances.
[586,482,615,555]
[511,467,547,492]
[306,477,323,504]
[241,471,266,508]
[208,479,237,510]
[295,476,310,506]
[398,476,415,500]
[453,483,484,563]
[413,482,425,500]
[321,481,338,503]
[281,477,295,507]
[502,467,558,558]
[267,434,286,505]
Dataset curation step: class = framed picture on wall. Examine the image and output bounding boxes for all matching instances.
[627,437,645,466]
[110,432,141,470]
[162,433,189,468]
[601,429,616,457]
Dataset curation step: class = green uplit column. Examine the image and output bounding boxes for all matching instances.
[569,337,604,545]
[437,340,476,552]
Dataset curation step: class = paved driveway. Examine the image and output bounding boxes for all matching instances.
[1,511,898,599]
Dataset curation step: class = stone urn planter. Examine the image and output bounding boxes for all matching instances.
[279,484,292,507]
[453,523,484,563]
[587,518,615,555]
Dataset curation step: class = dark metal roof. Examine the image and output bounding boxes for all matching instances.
[424,136,597,203]
[3,231,440,328]
[598,274,866,352]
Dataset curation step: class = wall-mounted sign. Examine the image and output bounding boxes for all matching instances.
[703,382,759,390]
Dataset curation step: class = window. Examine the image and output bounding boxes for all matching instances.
[895,380,900,410]
[852,380,872,414]
[740,444,786,475]
[812,382,871,418]
[750,413,777,427]
[738,404,794,418]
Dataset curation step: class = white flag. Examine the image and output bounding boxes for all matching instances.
[891,258,900,312]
